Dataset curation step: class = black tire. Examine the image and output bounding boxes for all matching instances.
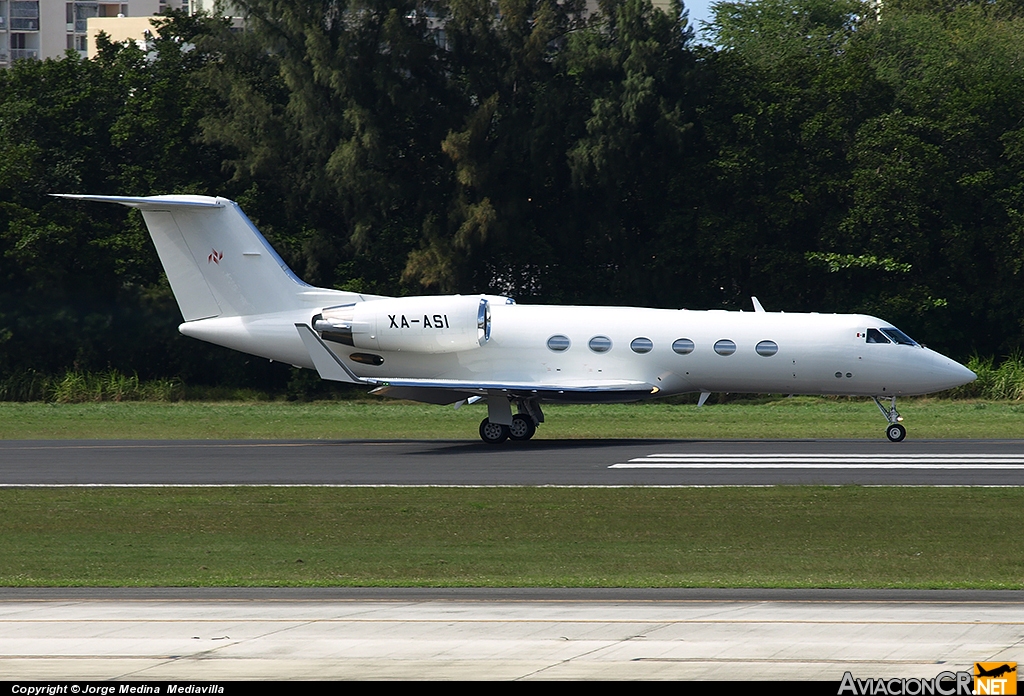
[508,414,537,441]
[886,423,907,442]
[479,418,509,444]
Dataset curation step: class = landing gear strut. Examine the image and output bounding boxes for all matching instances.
[873,396,906,442]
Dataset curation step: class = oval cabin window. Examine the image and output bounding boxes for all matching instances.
[588,336,612,353]
[547,335,571,352]
[672,338,695,355]
[630,337,653,354]
[755,340,779,357]
[714,339,736,356]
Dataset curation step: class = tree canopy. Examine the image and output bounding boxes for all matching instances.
[1,0,1022,388]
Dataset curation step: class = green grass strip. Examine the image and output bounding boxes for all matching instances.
[1,487,1022,588]
[1,398,1023,439]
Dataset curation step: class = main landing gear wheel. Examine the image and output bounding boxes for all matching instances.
[508,414,537,441]
[886,423,907,442]
[479,418,509,444]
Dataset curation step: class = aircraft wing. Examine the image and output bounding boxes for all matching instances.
[296,324,657,404]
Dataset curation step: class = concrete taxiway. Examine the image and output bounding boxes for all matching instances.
[1,589,1023,680]
[3,438,1024,485]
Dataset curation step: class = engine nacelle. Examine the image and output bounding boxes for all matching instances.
[315,295,498,354]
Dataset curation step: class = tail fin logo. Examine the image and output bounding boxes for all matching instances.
[208,249,223,264]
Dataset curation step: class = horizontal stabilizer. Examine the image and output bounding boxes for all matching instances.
[52,194,225,209]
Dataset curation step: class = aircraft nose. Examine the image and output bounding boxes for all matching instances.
[955,362,977,385]
[928,352,976,391]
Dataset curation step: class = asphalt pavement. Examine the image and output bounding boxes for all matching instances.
[2,438,1023,485]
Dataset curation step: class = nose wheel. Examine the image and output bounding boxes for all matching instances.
[873,396,906,442]
[886,423,907,442]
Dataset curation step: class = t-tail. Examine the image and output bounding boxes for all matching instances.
[54,194,380,369]
[54,194,367,320]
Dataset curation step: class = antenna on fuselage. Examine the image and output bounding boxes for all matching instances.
[751,297,766,313]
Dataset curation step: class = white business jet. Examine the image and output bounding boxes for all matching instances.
[57,194,976,443]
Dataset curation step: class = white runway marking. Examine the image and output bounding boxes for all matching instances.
[612,454,1024,469]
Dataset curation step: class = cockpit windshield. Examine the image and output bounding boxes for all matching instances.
[880,328,918,346]
[866,327,919,346]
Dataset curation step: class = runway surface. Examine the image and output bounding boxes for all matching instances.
[2,588,1023,680]
[2,438,1024,485]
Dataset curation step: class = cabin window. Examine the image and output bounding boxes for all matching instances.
[881,328,918,346]
[672,338,694,355]
[630,337,653,354]
[714,339,736,356]
[589,336,612,353]
[755,340,778,357]
[866,329,890,344]
[547,335,571,352]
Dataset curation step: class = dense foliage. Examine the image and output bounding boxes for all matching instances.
[1,0,1022,389]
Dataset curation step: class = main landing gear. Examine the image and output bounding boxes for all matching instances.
[479,399,542,444]
[479,418,509,444]
[873,396,906,442]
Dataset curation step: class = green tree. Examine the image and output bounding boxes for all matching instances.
[0,13,291,387]
[406,0,591,296]
[835,4,1024,352]
[555,0,701,305]
[697,0,880,311]
[201,0,457,294]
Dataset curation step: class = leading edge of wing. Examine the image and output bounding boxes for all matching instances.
[295,323,657,396]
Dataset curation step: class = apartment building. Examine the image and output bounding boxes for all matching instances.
[0,1,184,66]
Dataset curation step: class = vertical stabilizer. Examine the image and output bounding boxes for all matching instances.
[55,194,316,320]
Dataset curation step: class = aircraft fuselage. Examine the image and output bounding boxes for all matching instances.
[181,302,973,401]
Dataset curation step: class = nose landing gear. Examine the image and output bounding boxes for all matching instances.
[873,396,906,442]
